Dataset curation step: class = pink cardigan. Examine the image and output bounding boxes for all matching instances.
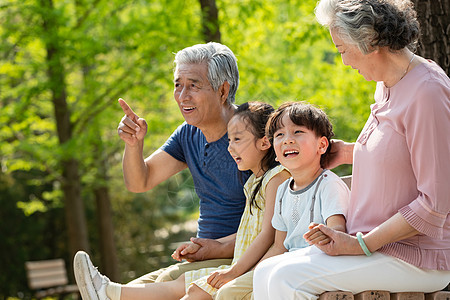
[346,60,450,270]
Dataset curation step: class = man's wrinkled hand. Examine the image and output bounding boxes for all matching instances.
[171,241,201,262]
[117,98,148,146]
[180,237,223,262]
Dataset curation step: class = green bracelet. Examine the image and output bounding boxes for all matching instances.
[356,232,372,256]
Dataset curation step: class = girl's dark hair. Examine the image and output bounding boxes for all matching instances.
[265,101,334,168]
[234,101,278,214]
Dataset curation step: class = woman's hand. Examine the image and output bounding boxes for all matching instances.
[323,139,354,169]
[305,224,364,256]
[308,214,421,257]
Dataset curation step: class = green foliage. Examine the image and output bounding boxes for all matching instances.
[0,0,376,296]
[221,0,375,175]
[0,170,67,298]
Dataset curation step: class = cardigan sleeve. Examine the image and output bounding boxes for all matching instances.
[400,73,450,239]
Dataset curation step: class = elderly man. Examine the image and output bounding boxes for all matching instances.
[117,42,248,284]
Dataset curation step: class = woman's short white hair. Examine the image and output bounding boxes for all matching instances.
[315,0,419,54]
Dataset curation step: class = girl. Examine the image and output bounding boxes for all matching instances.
[74,101,290,300]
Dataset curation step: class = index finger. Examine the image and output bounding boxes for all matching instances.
[118,98,138,120]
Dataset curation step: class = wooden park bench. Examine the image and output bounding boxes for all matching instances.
[318,176,450,300]
[25,258,80,299]
[319,289,450,300]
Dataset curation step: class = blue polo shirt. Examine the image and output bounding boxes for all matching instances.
[161,122,249,239]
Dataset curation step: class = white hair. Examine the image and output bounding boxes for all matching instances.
[174,42,239,105]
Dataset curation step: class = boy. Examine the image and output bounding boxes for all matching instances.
[218,102,350,300]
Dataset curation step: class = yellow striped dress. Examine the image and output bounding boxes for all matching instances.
[184,164,286,296]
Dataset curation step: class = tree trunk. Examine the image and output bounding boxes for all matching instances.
[79,48,120,278]
[61,159,90,256]
[41,0,90,259]
[95,185,119,281]
[413,0,450,76]
[93,136,119,281]
[199,0,221,42]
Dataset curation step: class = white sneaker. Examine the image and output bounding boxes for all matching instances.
[74,251,111,300]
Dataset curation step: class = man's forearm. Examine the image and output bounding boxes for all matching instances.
[199,237,236,260]
[216,233,236,244]
[204,233,236,259]
[214,237,236,259]
[183,236,236,261]
[122,143,148,192]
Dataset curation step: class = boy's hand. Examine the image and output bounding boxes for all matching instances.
[303,222,331,245]
[307,224,362,256]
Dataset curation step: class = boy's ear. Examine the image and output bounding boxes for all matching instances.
[318,136,329,154]
[259,136,271,151]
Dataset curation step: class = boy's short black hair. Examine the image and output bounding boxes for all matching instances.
[265,101,334,168]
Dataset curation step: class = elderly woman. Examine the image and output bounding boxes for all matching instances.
[253,0,450,299]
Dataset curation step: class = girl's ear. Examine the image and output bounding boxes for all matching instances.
[318,136,329,154]
[258,136,271,151]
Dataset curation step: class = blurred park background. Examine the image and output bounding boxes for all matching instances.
[0,0,447,298]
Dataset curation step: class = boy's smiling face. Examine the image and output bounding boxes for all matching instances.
[272,114,326,174]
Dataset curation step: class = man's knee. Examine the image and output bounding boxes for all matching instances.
[128,263,184,284]
[157,259,233,283]
[156,263,186,282]
[215,285,253,300]
[127,268,165,284]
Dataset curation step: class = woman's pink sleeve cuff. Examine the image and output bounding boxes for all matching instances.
[399,205,443,239]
